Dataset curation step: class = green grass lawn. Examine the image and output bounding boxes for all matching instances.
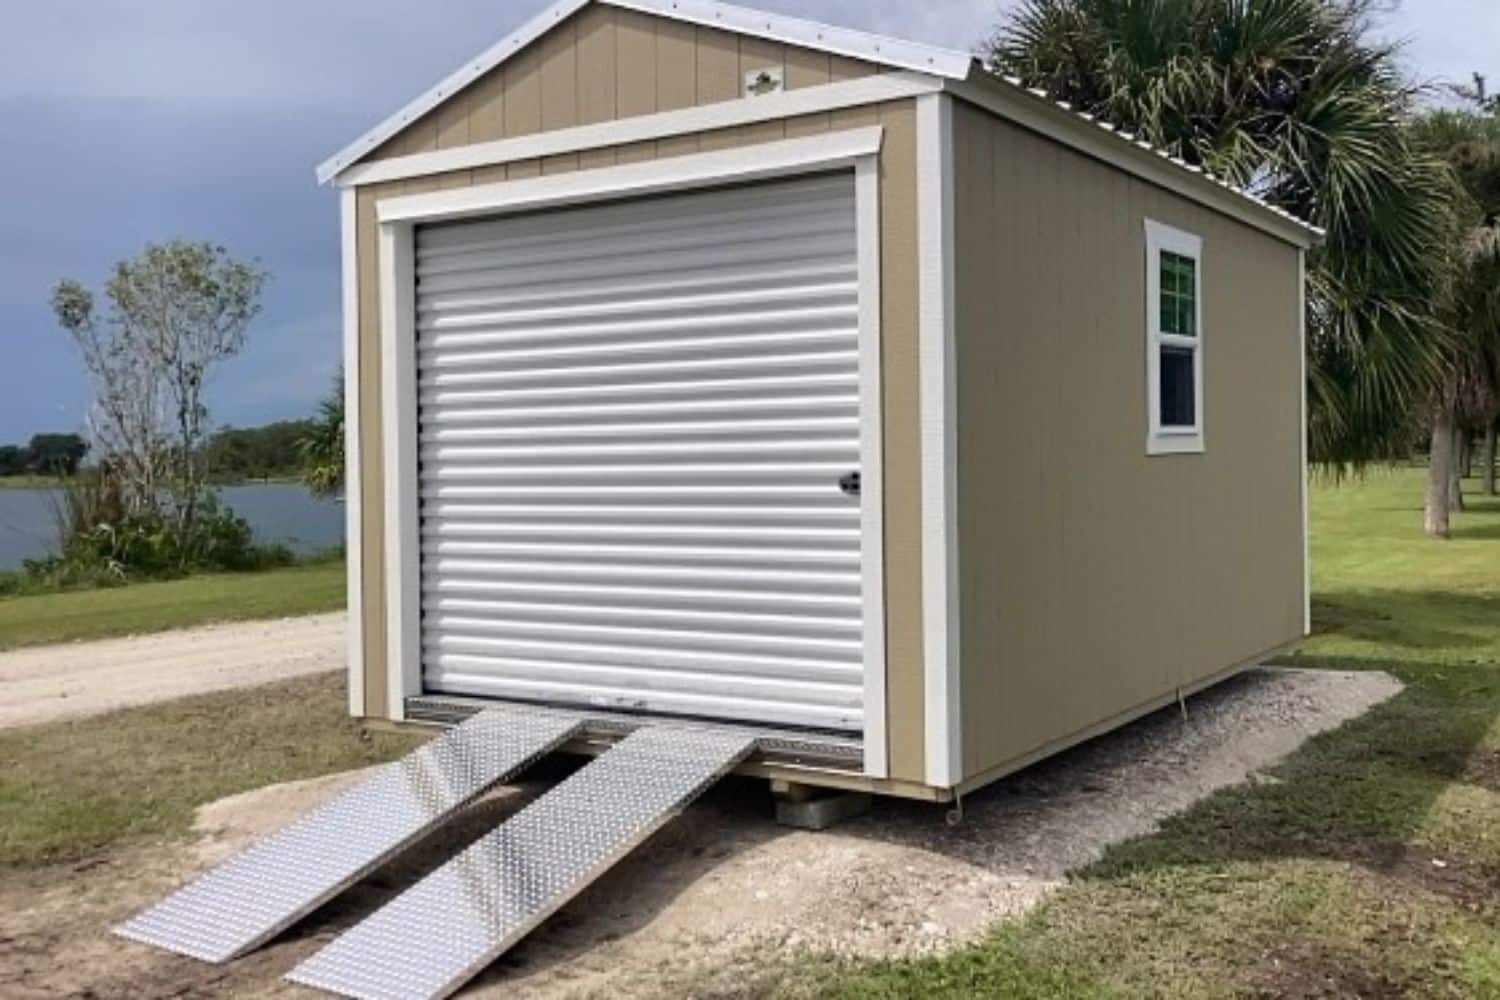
[0,559,347,651]
[772,467,1500,998]
[0,672,419,868]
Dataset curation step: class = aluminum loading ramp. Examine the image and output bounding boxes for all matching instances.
[116,710,582,963]
[288,726,756,1000]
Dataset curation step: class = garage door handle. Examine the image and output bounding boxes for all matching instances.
[838,471,861,497]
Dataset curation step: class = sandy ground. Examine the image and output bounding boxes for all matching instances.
[0,666,1401,999]
[0,612,345,729]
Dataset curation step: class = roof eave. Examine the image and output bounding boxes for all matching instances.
[945,72,1324,250]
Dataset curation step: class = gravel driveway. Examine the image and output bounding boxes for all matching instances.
[0,612,345,729]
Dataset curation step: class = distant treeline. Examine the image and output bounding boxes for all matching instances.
[203,420,316,482]
[0,434,89,477]
[2,421,314,483]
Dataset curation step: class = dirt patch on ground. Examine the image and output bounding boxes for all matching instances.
[0,612,344,729]
[1360,842,1498,915]
[1457,747,1500,793]
[0,667,1401,998]
[1247,938,1411,999]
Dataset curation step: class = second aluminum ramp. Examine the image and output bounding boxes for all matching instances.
[287,725,756,1000]
[116,709,582,963]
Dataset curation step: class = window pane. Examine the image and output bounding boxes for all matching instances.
[1160,346,1196,427]
[1160,252,1197,337]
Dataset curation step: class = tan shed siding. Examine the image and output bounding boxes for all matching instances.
[368,7,877,161]
[873,101,925,782]
[950,102,1305,780]
[355,183,390,718]
[351,85,924,776]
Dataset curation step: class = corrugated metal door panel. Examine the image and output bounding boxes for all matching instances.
[415,174,865,732]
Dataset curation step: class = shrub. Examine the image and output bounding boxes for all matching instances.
[18,470,296,592]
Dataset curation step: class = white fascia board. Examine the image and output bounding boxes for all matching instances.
[338,71,937,189]
[376,125,884,225]
[916,92,961,789]
[944,75,1324,250]
[316,0,591,184]
[604,0,973,80]
[317,0,969,186]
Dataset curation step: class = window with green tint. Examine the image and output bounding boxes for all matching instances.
[1160,251,1197,337]
[1146,220,1204,453]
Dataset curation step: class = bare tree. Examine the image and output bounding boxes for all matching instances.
[51,281,171,515]
[52,241,267,529]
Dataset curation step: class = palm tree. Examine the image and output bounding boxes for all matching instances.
[298,374,345,498]
[1411,108,1500,535]
[987,0,1459,466]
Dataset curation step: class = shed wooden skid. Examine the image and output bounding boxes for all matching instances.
[325,0,1317,801]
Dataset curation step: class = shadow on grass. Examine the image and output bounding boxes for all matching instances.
[1085,656,1500,903]
[1310,591,1500,655]
[1449,520,1500,541]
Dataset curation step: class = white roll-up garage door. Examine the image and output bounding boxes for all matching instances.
[414,173,867,733]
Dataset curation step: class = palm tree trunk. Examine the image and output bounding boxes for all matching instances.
[1449,425,1465,513]
[1461,428,1473,479]
[1484,421,1497,496]
[1427,412,1454,537]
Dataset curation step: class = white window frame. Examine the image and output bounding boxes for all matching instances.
[1145,219,1205,455]
[373,128,889,778]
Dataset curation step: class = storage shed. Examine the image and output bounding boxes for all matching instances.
[321,0,1320,802]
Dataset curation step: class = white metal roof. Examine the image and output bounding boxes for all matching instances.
[315,0,974,184]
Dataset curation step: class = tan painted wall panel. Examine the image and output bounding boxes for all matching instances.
[355,184,390,718]
[509,47,544,138]
[950,102,1304,780]
[367,6,878,165]
[615,9,658,118]
[874,101,924,782]
[467,68,505,144]
[694,27,741,104]
[348,12,927,775]
[539,17,579,132]
[575,5,617,125]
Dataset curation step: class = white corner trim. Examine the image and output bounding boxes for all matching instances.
[316,0,968,185]
[376,126,884,225]
[855,154,888,779]
[604,0,972,79]
[917,92,961,789]
[944,76,1321,250]
[379,222,420,722]
[1145,219,1206,457]
[340,189,365,718]
[337,72,936,189]
[1299,249,1310,636]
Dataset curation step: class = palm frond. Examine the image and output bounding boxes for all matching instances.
[987,0,1462,465]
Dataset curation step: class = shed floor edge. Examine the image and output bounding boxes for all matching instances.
[951,638,1303,799]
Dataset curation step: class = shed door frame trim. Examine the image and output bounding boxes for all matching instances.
[376,128,890,778]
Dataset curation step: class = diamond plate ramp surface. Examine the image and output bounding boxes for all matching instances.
[115,710,582,963]
[287,726,756,1000]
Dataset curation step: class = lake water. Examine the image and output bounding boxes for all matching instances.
[0,483,345,570]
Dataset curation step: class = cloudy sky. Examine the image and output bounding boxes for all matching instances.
[2,0,1495,443]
